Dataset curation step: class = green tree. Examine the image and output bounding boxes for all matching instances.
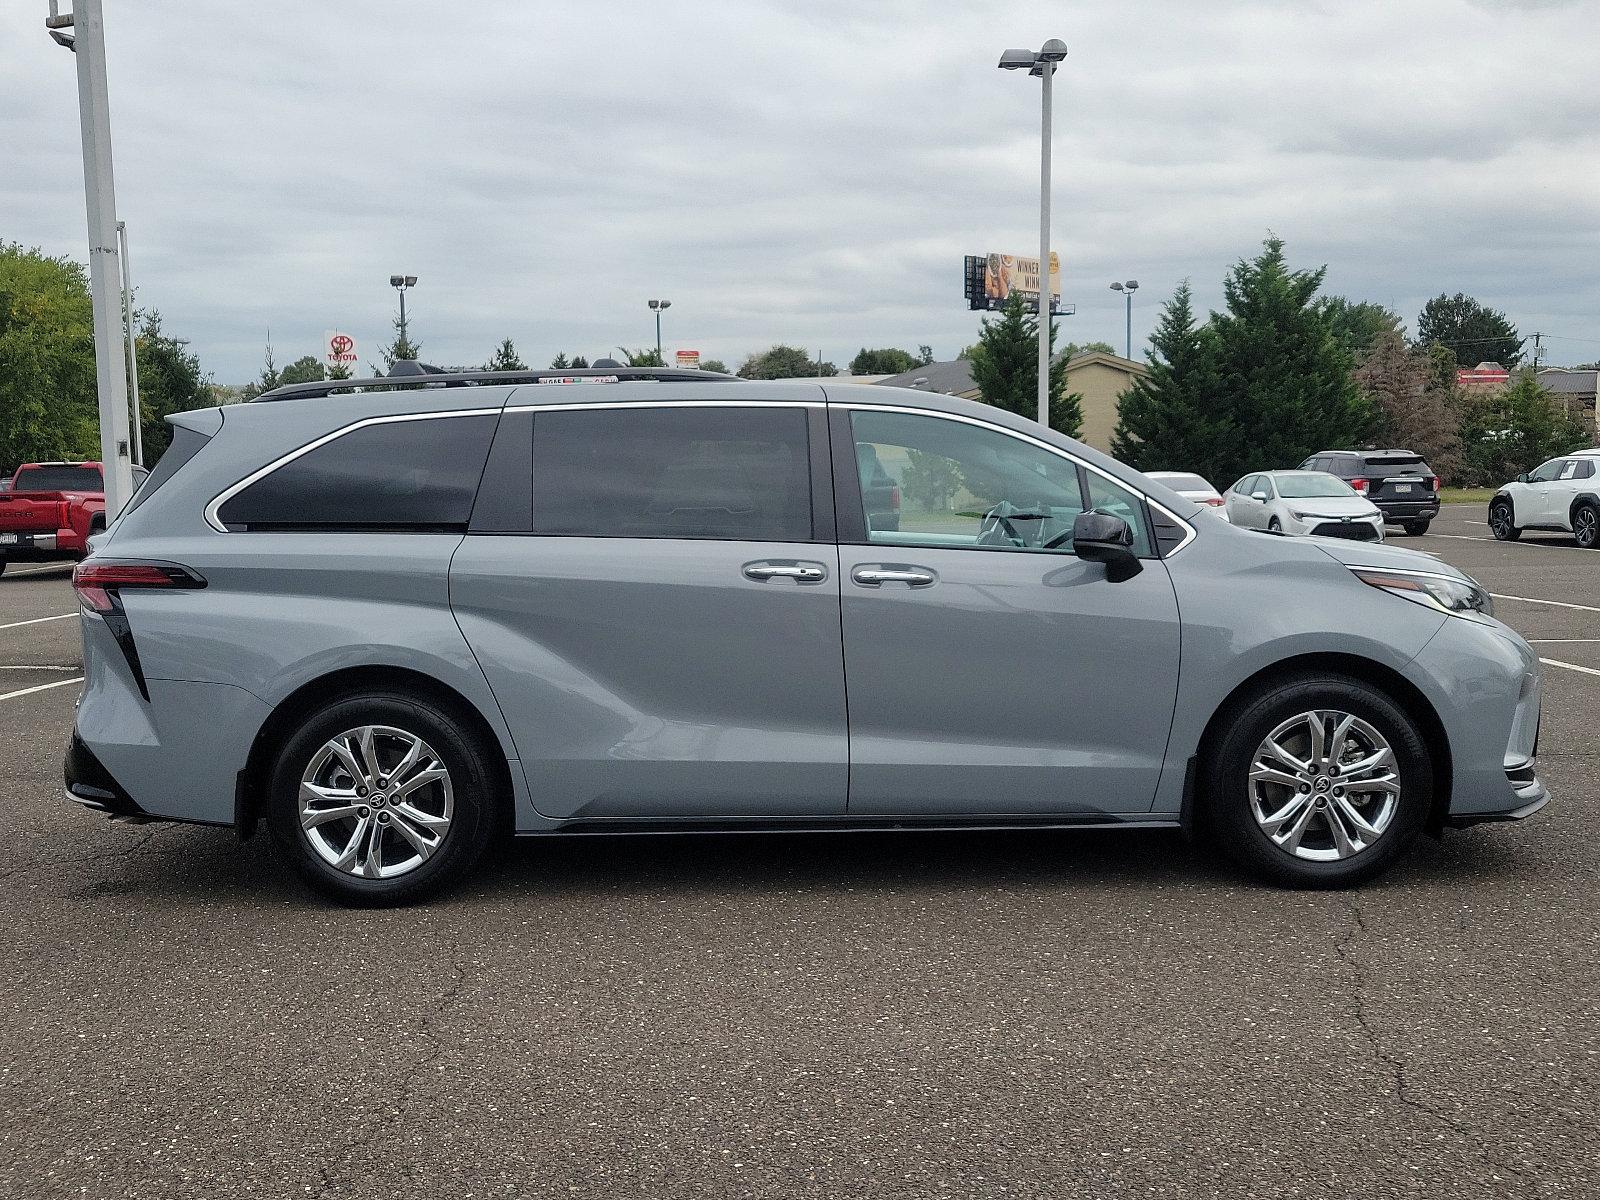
[277,354,325,387]
[916,344,935,366]
[0,242,97,472]
[968,293,1082,437]
[1059,340,1117,359]
[1110,281,1224,474]
[902,449,963,511]
[848,347,919,375]
[378,314,421,373]
[1418,292,1523,368]
[129,310,213,462]
[1458,369,1587,485]
[1202,235,1374,483]
[570,355,589,369]
[699,358,729,374]
[1314,297,1403,360]
[549,352,570,370]
[621,347,664,366]
[1354,330,1463,483]
[238,342,281,402]
[738,345,836,379]
[484,338,527,371]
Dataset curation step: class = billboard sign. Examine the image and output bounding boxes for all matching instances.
[675,349,701,369]
[324,330,358,371]
[964,252,1062,312]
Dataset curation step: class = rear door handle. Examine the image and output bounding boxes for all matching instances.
[852,566,937,587]
[743,561,827,583]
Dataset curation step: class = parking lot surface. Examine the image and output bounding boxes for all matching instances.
[1,507,1596,1199]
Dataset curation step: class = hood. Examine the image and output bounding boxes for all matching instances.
[1280,494,1378,518]
[1310,537,1472,583]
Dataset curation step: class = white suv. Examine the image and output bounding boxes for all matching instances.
[1489,451,1600,548]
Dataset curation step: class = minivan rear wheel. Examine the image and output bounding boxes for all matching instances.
[266,691,498,905]
[1204,674,1431,888]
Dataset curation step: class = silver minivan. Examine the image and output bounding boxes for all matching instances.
[65,368,1549,904]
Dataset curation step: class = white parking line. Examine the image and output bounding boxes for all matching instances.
[1490,593,1600,614]
[0,613,76,631]
[0,676,83,702]
[0,664,80,671]
[4,563,74,576]
[1431,533,1589,554]
[1529,639,1600,644]
[1541,658,1600,679]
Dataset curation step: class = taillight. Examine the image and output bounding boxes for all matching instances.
[890,486,902,511]
[58,500,72,528]
[1429,476,1440,491]
[72,560,206,614]
[1204,496,1226,506]
[1350,478,1368,493]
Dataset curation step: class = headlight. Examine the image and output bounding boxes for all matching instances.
[1350,567,1494,619]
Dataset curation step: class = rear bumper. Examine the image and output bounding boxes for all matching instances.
[1375,500,1440,521]
[0,531,62,557]
[63,733,151,821]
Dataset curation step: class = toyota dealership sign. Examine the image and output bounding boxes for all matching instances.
[324,330,358,371]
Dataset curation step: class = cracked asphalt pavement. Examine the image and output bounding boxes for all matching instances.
[1,507,1596,1198]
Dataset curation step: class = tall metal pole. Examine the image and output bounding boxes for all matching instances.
[117,220,143,467]
[51,0,134,513]
[399,288,408,347]
[1124,291,1133,361]
[654,307,662,358]
[1036,63,1054,429]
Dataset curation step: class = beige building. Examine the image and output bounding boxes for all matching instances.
[873,352,1148,453]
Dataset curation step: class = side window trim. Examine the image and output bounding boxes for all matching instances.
[204,408,504,533]
[830,402,1195,558]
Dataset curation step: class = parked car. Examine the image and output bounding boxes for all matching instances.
[1224,471,1385,542]
[1489,453,1600,548]
[1298,450,1440,535]
[66,367,1547,904]
[0,460,142,575]
[1145,471,1229,520]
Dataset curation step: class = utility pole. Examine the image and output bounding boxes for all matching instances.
[47,0,135,513]
[117,220,143,467]
[1531,332,1543,370]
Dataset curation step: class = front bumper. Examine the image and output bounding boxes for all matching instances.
[1447,759,1549,827]
[1289,513,1385,542]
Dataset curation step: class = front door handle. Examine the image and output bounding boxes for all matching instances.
[852,566,937,587]
[743,561,827,583]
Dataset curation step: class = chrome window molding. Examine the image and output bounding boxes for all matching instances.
[835,402,1199,557]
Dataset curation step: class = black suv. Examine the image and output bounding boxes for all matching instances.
[1297,450,1440,535]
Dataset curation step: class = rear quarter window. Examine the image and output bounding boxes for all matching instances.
[217,413,498,532]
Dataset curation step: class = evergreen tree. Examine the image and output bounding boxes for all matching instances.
[1314,297,1403,360]
[549,352,570,370]
[621,347,665,366]
[699,358,729,374]
[1354,330,1463,482]
[570,355,589,369]
[1110,281,1222,474]
[968,292,1082,437]
[238,341,280,402]
[1202,235,1374,483]
[130,310,214,462]
[378,314,421,373]
[484,338,527,371]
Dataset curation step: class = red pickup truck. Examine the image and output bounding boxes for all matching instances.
[0,461,144,576]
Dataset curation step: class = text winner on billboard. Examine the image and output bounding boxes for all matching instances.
[963,252,1062,312]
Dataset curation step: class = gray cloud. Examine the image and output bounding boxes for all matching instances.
[2,0,1596,380]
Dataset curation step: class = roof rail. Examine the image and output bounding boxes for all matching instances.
[248,366,739,404]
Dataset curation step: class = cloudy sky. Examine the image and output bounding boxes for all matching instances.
[4,0,1597,382]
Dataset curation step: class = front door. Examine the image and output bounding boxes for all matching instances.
[832,406,1182,817]
[451,402,847,820]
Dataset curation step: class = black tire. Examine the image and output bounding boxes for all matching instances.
[0,558,7,578]
[1267,517,1282,534]
[1204,672,1432,888]
[1489,499,1521,541]
[1573,502,1600,550]
[266,690,501,905]
[1403,519,1431,536]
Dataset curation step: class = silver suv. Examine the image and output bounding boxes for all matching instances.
[66,369,1549,903]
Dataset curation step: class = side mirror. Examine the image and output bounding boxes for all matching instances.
[1072,511,1142,581]
[1516,473,1529,483]
[1251,490,1270,502]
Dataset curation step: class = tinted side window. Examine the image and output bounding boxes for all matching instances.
[533,406,812,541]
[218,414,497,531]
[1529,459,1564,483]
[1576,459,1596,480]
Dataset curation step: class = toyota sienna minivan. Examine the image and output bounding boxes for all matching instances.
[65,367,1549,904]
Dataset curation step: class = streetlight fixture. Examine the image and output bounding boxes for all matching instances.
[390,274,417,352]
[1109,280,1139,360]
[998,37,1068,429]
[647,299,671,360]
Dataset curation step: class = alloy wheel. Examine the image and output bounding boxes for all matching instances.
[1576,506,1598,548]
[1490,504,1514,538]
[299,724,454,879]
[1248,710,1400,861]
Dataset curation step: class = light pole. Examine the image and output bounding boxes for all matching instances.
[117,220,143,467]
[46,0,135,513]
[389,274,417,352]
[648,299,671,360]
[1109,280,1139,360]
[999,39,1068,429]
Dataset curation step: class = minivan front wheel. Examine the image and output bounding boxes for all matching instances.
[1206,675,1431,887]
[266,691,498,905]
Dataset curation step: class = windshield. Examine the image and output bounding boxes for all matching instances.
[1275,473,1356,499]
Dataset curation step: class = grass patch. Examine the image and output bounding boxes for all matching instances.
[1438,487,1498,504]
